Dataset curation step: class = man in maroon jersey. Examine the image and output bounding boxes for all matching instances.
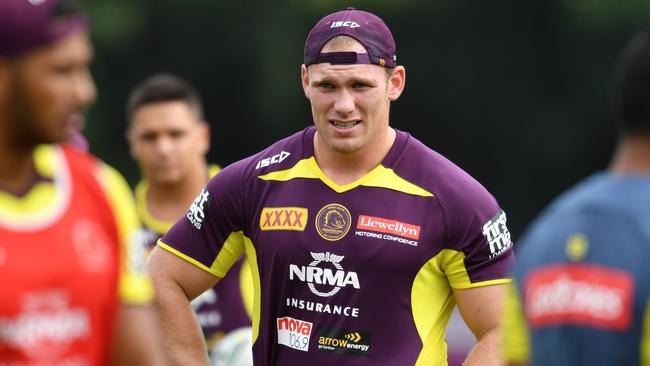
[149,7,514,366]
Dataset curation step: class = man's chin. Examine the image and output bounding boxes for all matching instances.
[329,139,364,154]
[150,173,182,187]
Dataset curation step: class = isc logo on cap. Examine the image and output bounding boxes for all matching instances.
[331,21,360,29]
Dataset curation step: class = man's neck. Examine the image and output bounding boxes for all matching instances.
[314,127,396,186]
[0,138,38,195]
[145,162,209,223]
[608,134,650,174]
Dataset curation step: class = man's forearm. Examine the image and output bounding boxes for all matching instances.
[153,280,210,366]
[462,327,502,366]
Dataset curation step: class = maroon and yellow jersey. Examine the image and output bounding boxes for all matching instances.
[160,127,514,365]
[0,144,151,365]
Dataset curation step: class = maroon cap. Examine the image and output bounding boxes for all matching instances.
[0,0,88,57]
[304,7,397,68]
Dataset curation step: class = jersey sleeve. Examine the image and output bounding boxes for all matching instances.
[96,163,153,304]
[158,162,247,278]
[438,174,515,288]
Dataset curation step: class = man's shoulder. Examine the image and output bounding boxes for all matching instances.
[58,143,111,184]
[516,173,650,277]
[391,130,496,206]
[517,177,600,249]
[533,174,649,225]
[31,143,102,191]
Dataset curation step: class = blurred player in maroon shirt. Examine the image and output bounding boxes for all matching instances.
[126,74,252,363]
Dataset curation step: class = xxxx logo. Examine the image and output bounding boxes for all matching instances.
[260,207,308,231]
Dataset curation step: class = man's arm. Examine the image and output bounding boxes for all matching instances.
[147,245,220,366]
[110,304,168,366]
[453,284,508,366]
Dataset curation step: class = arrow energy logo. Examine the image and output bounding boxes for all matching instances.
[317,327,371,356]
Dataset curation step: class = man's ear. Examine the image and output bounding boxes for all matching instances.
[301,64,310,99]
[199,121,211,154]
[125,128,138,159]
[387,65,406,101]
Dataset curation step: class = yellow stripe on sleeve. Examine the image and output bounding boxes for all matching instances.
[439,249,512,289]
[410,249,512,365]
[157,231,246,278]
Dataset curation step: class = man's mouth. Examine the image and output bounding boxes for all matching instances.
[330,119,360,129]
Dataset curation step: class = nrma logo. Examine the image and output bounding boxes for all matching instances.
[289,252,360,297]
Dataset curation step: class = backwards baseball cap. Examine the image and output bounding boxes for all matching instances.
[304,7,397,68]
[0,0,88,57]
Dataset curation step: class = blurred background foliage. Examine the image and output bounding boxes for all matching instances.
[82,0,650,239]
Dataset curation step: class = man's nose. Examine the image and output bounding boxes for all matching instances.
[73,67,97,107]
[334,88,355,116]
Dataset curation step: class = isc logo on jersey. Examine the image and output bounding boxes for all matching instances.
[482,210,512,258]
[256,151,290,169]
[187,187,210,230]
[289,252,360,297]
[277,316,313,352]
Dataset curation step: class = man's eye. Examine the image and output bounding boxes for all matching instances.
[53,65,75,75]
[317,82,335,89]
[139,133,156,142]
[169,130,185,139]
[352,83,370,88]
